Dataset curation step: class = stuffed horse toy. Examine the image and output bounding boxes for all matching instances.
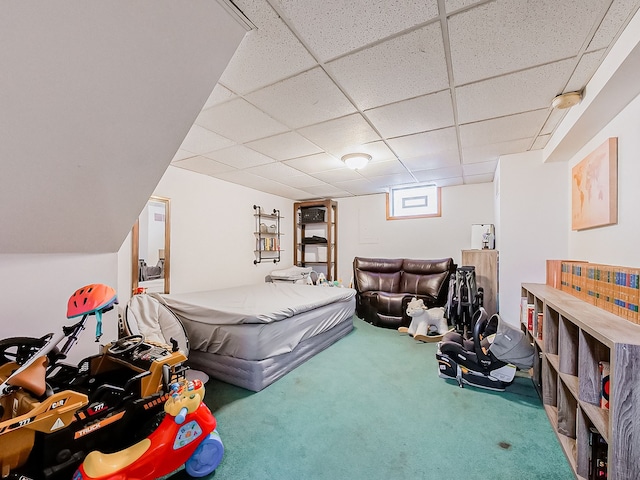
[398,297,449,343]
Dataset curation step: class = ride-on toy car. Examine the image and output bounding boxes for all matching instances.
[0,284,191,480]
[74,378,224,479]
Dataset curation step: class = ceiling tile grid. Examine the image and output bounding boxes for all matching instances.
[272,0,439,62]
[364,90,455,138]
[325,23,450,110]
[244,67,356,129]
[168,0,640,200]
[447,0,608,85]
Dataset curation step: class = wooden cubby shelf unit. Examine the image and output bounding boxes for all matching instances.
[521,283,640,480]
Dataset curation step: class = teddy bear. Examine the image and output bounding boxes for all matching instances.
[398,297,449,342]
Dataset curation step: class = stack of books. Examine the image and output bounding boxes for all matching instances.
[589,427,608,479]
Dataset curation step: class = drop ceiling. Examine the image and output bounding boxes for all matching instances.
[172,0,640,200]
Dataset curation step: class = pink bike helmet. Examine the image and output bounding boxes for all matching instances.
[67,284,118,341]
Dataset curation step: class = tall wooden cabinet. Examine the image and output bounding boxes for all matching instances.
[293,199,337,281]
[461,249,499,316]
[522,283,640,479]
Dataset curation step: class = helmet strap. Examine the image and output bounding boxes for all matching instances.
[95,310,103,342]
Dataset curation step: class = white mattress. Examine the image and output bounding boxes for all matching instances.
[154,283,355,325]
[153,284,356,361]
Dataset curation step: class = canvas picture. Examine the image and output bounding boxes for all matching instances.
[571,137,618,231]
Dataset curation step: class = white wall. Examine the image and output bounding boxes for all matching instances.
[497,150,569,324]
[0,253,118,363]
[336,183,495,284]
[567,92,640,265]
[117,166,294,302]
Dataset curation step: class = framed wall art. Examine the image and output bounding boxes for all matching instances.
[571,137,618,231]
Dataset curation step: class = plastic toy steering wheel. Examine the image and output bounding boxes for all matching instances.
[108,334,145,355]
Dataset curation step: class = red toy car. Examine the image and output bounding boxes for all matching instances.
[0,284,192,480]
[74,378,223,479]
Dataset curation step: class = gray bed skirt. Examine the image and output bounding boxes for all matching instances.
[187,316,354,392]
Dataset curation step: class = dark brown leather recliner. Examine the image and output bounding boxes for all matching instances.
[353,257,456,329]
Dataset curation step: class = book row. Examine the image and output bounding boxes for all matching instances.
[257,238,280,251]
[559,261,640,323]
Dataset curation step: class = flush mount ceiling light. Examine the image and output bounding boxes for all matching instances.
[341,153,371,170]
[552,91,582,109]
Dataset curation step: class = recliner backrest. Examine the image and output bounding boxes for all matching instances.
[401,258,454,299]
[353,257,403,293]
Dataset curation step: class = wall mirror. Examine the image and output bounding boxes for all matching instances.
[132,196,170,294]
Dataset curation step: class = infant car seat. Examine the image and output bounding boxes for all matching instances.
[122,294,209,383]
[436,308,534,391]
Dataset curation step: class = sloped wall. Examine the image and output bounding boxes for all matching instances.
[0,1,246,254]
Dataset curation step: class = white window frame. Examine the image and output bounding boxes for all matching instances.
[386,183,441,220]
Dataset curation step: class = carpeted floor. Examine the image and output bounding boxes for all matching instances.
[170,317,573,480]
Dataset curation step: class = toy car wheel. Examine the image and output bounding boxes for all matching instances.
[0,336,60,366]
[185,430,224,477]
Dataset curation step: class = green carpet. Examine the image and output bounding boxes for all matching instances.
[171,318,573,479]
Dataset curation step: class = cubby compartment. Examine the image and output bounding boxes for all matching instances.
[522,283,640,479]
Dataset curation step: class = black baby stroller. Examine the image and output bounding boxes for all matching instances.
[436,308,535,391]
[445,266,483,338]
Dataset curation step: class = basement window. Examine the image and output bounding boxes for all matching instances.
[386,183,441,220]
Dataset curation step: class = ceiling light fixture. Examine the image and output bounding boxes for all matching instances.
[341,153,371,170]
[551,91,582,110]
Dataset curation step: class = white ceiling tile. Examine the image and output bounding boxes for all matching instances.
[365,90,455,138]
[214,170,309,200]
[311,168,365,183]
[464,172,495,184]
[218,0,317,94]
[202,145,275,169]
[283,153,344,174]
[171,148,197,163]
[456,59,575,123]
[357,159,409,178]
[459,110,549,148]
[351,141,397,163]
[245,161,305,180]
[461,138,532,164]
[245,131,323,161]
[587,0,640,52]
[195,98,288,143]
[333,178,386,196]
[202,84,236,110]
[245,67,356,129]
[532,134,552,150]
[298,114,381,155]
[302,184,352,197]
[273,0,439,62]
[278,174,327,188]
[434,177,464,187]
[172,156,237,176]
[412,165,463,182]
[258,183,314,200]
[445,0,484,13]
[448,0,606,85]
[326,24,449,110]
[387,127,458,159]
[541,108,568,136]
[365,173,416,189]
[565,49,606,92]
[179,125,235,154]
[462,160,498,176]
[401,150,460,171]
